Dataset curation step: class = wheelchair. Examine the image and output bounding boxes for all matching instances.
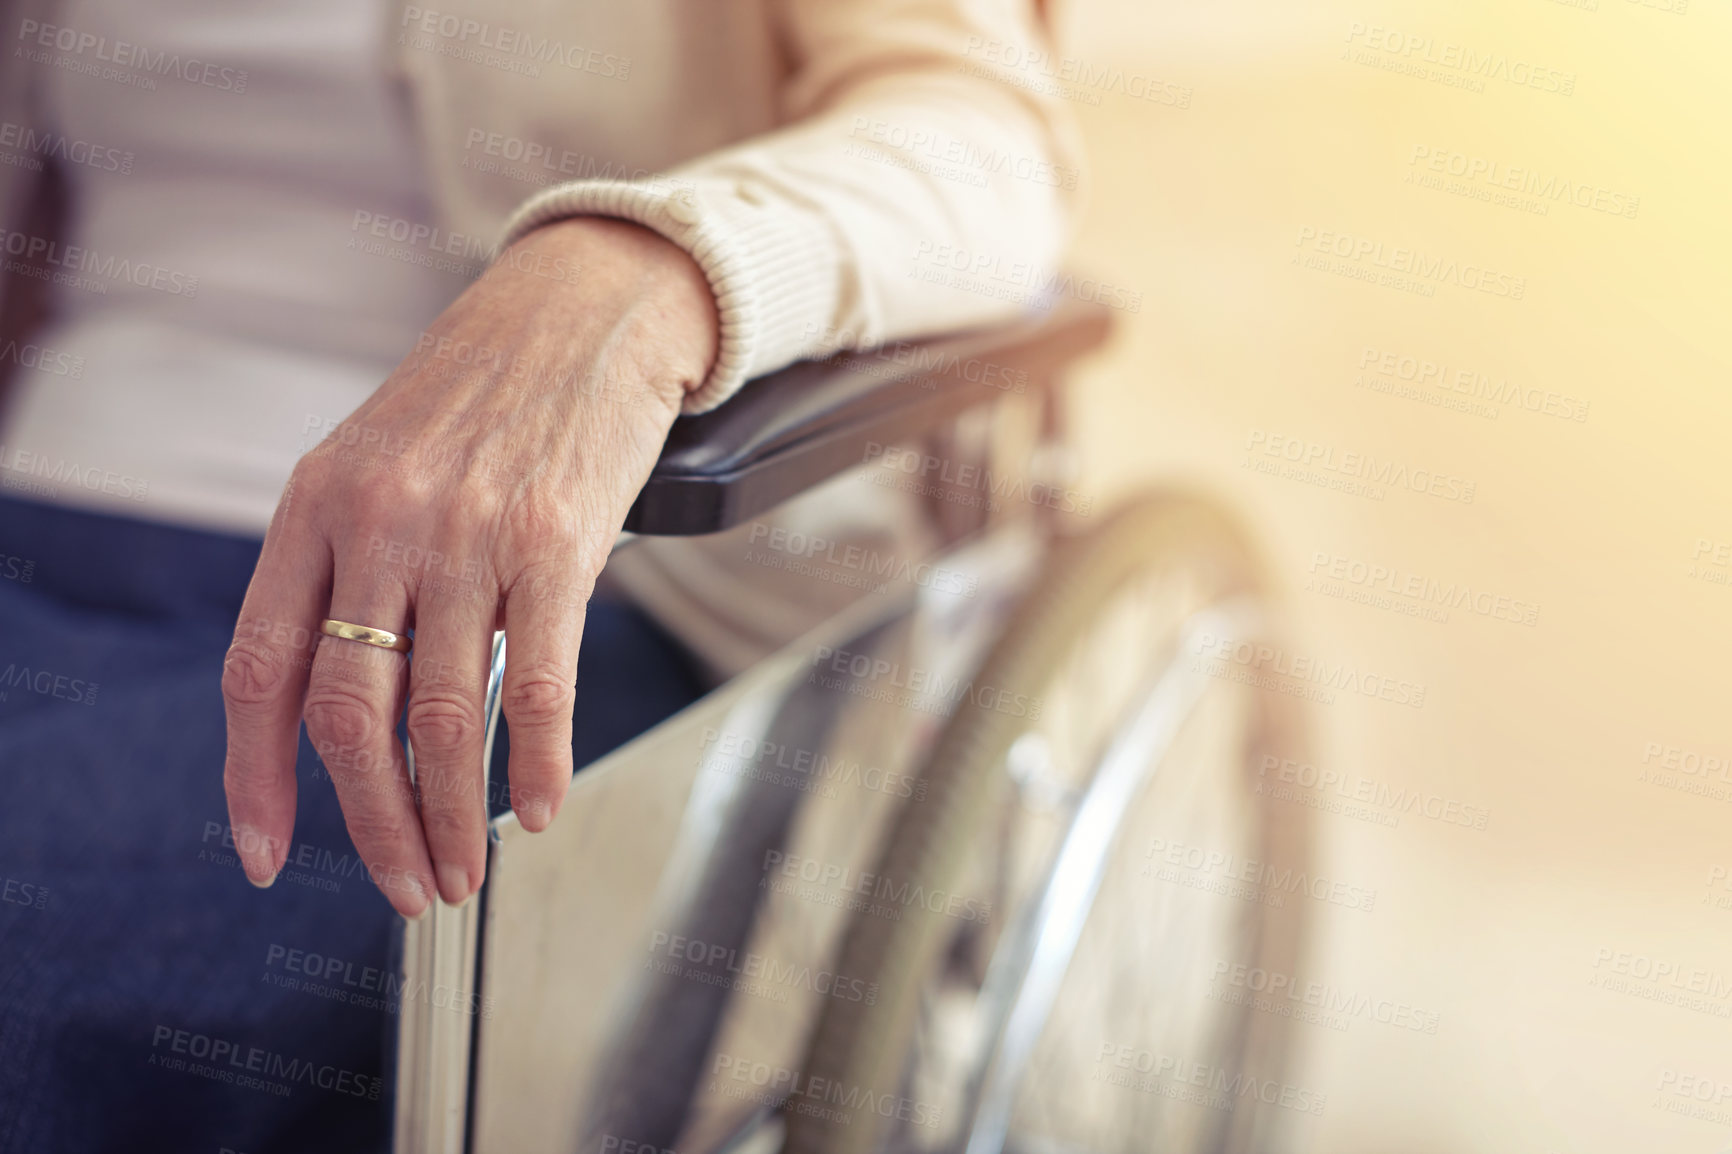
[390,300,1314,1154]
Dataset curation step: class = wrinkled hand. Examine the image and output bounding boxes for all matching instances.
[220,217,718,917]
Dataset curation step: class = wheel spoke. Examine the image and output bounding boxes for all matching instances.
[961,604,1258,1154]
[781,497,1313,1154]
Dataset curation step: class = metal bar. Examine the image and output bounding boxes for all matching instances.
[962,604,1259,1154]
[392,629,508,1154]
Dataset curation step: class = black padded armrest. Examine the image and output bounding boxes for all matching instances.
[623,299,1112,536]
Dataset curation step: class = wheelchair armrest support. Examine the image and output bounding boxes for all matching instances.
[623,299,1112,536]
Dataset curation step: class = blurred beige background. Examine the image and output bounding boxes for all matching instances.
[1050,0,1732,1149]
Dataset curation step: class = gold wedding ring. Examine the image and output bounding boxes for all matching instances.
[320,618,412,654]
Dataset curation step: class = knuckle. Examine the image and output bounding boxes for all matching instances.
[349,478,402,527]
[352,472,434,527]
[286,454,333,498]
[506,498,580,556]
[303,685,386,751]
[406,692,484,758]
[503,666,574,730]
[222,640,291,708]
[450,481,505,534]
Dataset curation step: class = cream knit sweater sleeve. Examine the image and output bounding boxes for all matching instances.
[497,0,1082,413]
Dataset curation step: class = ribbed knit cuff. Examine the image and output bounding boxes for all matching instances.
[499,175,842,413]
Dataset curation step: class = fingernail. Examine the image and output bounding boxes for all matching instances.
[400,871,431,920]
[233,824,281,889]
[436,861,470,907]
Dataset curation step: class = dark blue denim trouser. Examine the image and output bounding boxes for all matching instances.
[0,496,706,1152]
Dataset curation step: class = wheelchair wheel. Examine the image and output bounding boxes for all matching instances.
[781,492,1313,1154]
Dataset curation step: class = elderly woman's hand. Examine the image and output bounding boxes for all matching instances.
[219,217,718,917]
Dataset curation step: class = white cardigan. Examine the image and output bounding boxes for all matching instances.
[0,0,1081,675]
[392,0,1081,411]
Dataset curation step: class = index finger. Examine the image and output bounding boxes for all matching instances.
[222,515,330,886]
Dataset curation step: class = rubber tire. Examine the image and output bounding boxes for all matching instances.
[781,490,1312,1154]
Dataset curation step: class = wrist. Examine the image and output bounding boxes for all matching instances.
[501,216,719,402]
